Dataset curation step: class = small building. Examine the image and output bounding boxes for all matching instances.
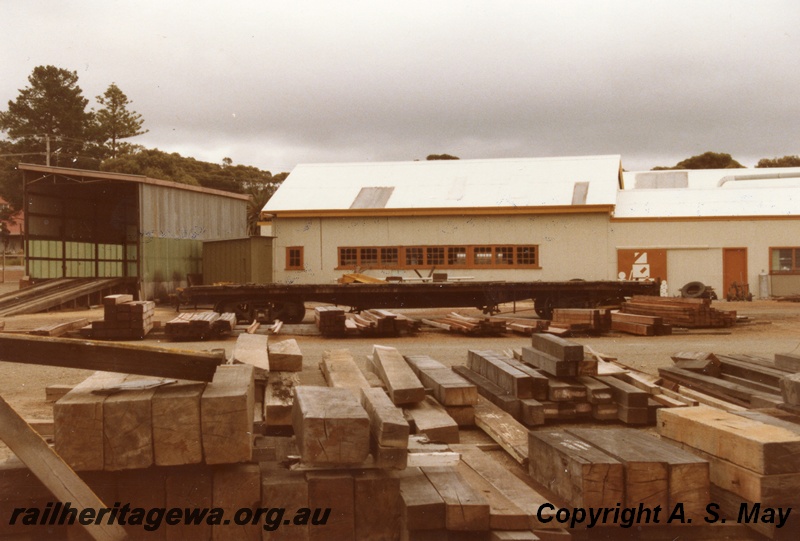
[19,164,249,300]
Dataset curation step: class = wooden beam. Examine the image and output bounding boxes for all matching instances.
[0,333,225,381]
[0,394,127,541]
[473,397,528,466]
[372,345,426,405]
[201,364,255,464]
[231,333,270,373]
[292,386,370,465]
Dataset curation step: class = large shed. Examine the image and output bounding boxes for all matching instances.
[263,155,623,284]
[19,164,249,300]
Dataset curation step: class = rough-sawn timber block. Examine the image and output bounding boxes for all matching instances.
[372,345,426,405]
[268,338,303,372]
[657,405,800,475]
[292,386,370,465]
[201,364,255,465]
[527,429,625,508]
[360,386,410,448]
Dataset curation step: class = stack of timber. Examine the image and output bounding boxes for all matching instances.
[346,309,419,336]
[29,317,89,337]
[164,310,236,340]
[548,308,611,334]
[659,351,799,410]
[89,294,155,340]
[3,339,763,540]
[52,364,254,471]
[370,346,462,444]
[659,406,800,539]
[610,311,673,336]
[454,333,675,426]
[621,295,737,328]
[528,427,710,524]
[405,354,478,426]
[503,317,551,336]
[315,305,347,336]
[422,312,507,336]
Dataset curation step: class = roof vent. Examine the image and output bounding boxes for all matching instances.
[350,187,395,209]
[634,171,688,189]
[571,182,589,205]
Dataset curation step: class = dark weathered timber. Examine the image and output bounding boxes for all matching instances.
[0,334,224,382]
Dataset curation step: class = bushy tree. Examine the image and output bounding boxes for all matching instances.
[426,154,460,160]
[653,151,744,170]
[756,155,800,168]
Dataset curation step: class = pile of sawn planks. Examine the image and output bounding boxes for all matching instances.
[88,294,155,340]
[621,295,736,328]
[549,308,611,333]
[610,311,673,336]
[421,312,507,336]
[314,305,418,337]
[659,351,800,410]
[453,333,679,426]
[164,310,237,340]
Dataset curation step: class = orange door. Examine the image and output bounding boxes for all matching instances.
[722,248,748,293]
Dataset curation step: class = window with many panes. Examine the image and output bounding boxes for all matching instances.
[337,244,539,269]
[339,247,358,267]
[381,247,398,266]
[286,246,304,270]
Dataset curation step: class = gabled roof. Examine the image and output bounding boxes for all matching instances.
[264,155,622,216]
[18,164,250,201]
[617,167,800,219]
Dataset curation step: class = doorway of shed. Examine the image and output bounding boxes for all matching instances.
[723,247,748,298]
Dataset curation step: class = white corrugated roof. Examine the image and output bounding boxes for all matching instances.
[264,155,622,212]
[617,167,800,218]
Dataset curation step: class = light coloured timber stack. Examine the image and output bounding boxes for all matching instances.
[622,295,736,328]
[658,406,800,539]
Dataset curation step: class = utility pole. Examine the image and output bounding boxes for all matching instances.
[45,134,50,166]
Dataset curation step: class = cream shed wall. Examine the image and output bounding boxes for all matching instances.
[608,218,800,297]
[272,213,611,284]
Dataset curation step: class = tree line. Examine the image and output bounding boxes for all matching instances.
[0,65,284,234]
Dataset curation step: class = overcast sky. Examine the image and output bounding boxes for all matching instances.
[2,1,799,173]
